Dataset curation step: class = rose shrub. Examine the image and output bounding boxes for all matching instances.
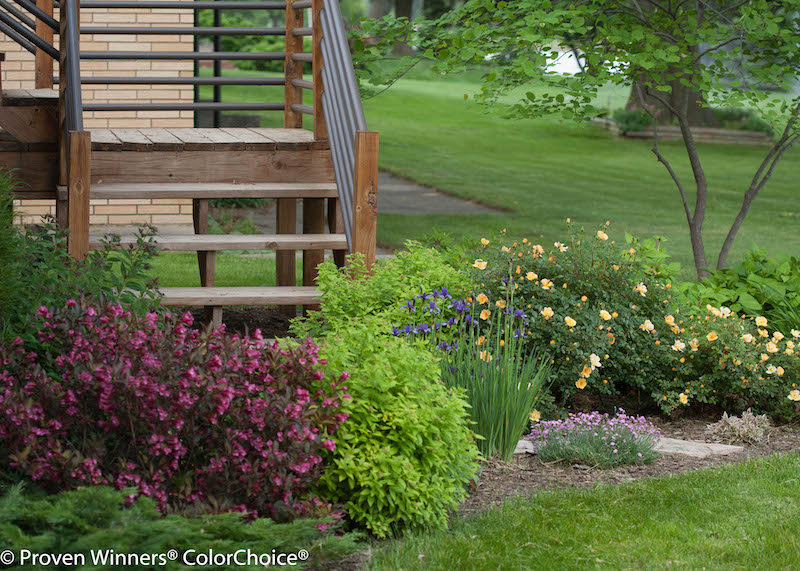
[0,299,349,519]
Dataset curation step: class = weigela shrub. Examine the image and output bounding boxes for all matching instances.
[469,222,677,401]
[0,300,349,519]
[290,244,471,338]
[315,323,480,538]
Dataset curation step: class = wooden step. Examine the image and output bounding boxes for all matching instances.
[57,182,338,200]
[160,286,321,306]
[2,89,59,107]
[91,233,347,251]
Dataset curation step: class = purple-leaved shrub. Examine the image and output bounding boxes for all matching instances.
[0,299,350,520]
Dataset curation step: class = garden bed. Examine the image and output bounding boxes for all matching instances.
[460,417,800,516]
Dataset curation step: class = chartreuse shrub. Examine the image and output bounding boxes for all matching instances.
[290,243,471,338]
[0,300,349,519]
[392,286,550,461]
[0,484,363,569]
[315,322,480,538]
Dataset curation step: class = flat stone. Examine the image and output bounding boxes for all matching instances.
[654,437,744,459]
[514,440,535,455]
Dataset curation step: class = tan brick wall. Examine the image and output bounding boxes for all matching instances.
[3,2,196,225]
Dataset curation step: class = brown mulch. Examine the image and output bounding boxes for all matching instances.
[459,417,800,516]
[181,306,295,339]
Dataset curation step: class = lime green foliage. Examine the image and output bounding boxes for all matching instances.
[0,171,17,314]
[680,248,800,332]
[290,245,470,338]
[714,107,775,136]
[612,109,653,134]
[370,454,800,569]
[317,324,480,538]
[0,485,362,570]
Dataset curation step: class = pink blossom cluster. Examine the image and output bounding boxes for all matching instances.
[0,300,350,519]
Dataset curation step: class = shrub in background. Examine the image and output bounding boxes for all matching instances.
[0,484,363,569]
[612,108,653,134]
[291,244,471,338]
[527,410,661,468]
[0,170,17,314]
[0,218,161,344]
[315,322,480,538]
[679,247,800,333]
[393,287,550,461]
[0,300,349,519]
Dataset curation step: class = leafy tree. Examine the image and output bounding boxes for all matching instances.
[354,1,800,279]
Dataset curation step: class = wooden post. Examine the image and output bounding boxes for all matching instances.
[327,197,345,267]
[192,198,215,287]
[67,131,90,259]
[0,53,5,106]
[352,131,379,271]
[35,0,54,89]
[311,0,327,140]
[302,197,325,311]
[56,0,68,227]
[276,198,297,316]
[284,1,304,129]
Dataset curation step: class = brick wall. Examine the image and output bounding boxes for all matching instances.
[3,2,196,225]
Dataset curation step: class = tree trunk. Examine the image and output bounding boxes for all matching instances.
[626,79,719,127]
[392,0,415,55]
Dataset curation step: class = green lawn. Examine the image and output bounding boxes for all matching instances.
[202,68,800,280]
[370,453,800,570]
[149,252,301,287]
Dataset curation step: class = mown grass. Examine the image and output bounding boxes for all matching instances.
[370,453,800,570]
[200,67,800,281]
[148,252,301,287]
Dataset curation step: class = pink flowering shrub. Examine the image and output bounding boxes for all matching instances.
[0,299,349,520]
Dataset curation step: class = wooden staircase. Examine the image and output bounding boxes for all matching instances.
[0,0,378,325]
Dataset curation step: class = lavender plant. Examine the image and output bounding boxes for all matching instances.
[393,285,550,461]
[527,410,661,468]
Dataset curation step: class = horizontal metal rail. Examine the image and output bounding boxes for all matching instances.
[292,0,311,8]
[84,102,284,111]
[81,26,286,35]
[290,78,313,89]
[81,51,285,60]
[0,18,35,54]
[292,26,312,36]
[54,76,285,86]
[0,0,35,29]
[290,103,313,115]
[291,52,312,62]
[72,1,285,8]
[0,9,57,58]
[13,0,58,30]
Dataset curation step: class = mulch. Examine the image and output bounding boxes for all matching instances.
[459,417,800,517]
[182,306,295,338]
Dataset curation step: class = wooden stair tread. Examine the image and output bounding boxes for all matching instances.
[91,233,347,251]
[160,286,321,306]
[89,127,327,151]
[2,89,59,106]
[57,182,338,200]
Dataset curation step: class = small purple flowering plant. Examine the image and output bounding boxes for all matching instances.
[527,409,661,467]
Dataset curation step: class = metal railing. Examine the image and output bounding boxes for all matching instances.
[313,0,366,250]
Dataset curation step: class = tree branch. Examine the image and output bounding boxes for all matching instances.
[636,84,693,224]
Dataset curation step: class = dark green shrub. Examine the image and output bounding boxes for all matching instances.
[315,323,480,538]
[0,484,363,569]
[0,170,17,313]
[0,219,160,343]
[612,109,653,134]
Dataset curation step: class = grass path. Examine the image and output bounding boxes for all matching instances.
[370,453,800,569]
